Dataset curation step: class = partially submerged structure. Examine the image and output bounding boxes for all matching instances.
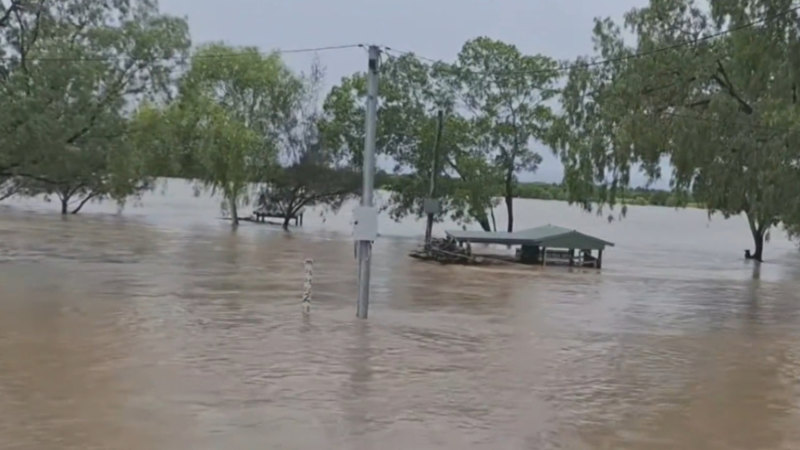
[445,224,614,268]
[252,205,305,226]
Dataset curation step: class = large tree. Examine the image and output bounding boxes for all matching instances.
[0,0,190,212]
[258,61,360,230]
[321,52,501,231]
[555,0,800,261]
[454,37,559,232]
[166,44,301,226]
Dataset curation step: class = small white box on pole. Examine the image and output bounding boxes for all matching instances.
[353,206,378,241]
[423,198,442,214]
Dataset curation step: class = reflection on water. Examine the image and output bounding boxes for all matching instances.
[2,179,800,449]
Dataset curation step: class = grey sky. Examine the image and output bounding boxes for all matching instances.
[159,0,660,185]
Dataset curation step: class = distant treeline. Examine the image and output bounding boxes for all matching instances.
[375,172,694,208]
[514,183,698,207]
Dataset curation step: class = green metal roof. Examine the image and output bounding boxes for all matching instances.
[446,224,614,250]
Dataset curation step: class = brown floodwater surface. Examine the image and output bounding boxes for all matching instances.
[2,179,800,449]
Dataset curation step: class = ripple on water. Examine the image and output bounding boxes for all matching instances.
[2,195,800,449]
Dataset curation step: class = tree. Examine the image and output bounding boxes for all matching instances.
[258,61,360,230]
[555,0,800,261]
[454,37,559,231]
[0,178,15,201]
[260,153,360,230]
[380,112,503,231]
[321,52,501,231]
[167,44,302,226]
[0,0,190,213]
[193,104,263,225]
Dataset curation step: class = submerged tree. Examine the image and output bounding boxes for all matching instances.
[454,37,560,232]
[321,52,501,231]
[165,44,301,226]
[555,0,800,261]
[258,61,360,230]
[260,150,360,230]
[0,0,190,213]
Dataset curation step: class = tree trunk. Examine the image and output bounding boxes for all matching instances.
[504,168,514,232]
[746,213,766,262]
[60,196,69,215]
[490,207,497,232]
[474,212,491,232]
[70,193,96,214]
[0,187,15,202]
[282,215,291,231]
[229,197,239,226]
[504,190,514,232]
[751,227,765,262]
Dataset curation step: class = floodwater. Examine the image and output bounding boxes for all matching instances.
[2,179,800,450]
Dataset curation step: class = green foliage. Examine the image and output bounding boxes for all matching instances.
[454,37,560,231]
[322,51,509,230]
[258,61,360,229]
[555,0,800,260]
[259,156,360,229]
[0,0,190,213]
[151,43,302,225]
[322,39,559,232]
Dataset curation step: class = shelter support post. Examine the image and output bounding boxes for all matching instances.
[569,248,575,267]
[597,250,603,269]
[542,247,547,267]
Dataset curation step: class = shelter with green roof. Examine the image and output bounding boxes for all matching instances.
[445,224,614,268]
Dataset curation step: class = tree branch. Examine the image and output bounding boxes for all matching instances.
[714,60,754,114]
[16,171,58,185]
[12,4,27,75]
[67,16,89,44]
[27,0,46,51]
[65,60,140,144]
[0,187,16,201]
[686,98,711,109]
[66,122,95,144]
[0,0,20,28]
[71,191,98,214]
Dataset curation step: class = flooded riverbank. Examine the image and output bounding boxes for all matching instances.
[2,179,800,449]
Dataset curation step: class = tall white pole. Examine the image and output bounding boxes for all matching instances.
[357,45,380,319]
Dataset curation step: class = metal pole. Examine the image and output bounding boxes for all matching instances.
[424,110,444,250]
[357,45,380,319]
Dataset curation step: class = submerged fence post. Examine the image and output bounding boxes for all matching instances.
[302,259,313,314]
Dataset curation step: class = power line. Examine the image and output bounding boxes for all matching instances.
[0,43,366,63]
[381,4,800,77]
[277,43,365,54]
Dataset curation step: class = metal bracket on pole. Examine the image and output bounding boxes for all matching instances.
[356,45,380,319]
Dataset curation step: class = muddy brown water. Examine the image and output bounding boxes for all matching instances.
[2,179,800,449]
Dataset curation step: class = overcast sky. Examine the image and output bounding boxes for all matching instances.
[159,0,662,185]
